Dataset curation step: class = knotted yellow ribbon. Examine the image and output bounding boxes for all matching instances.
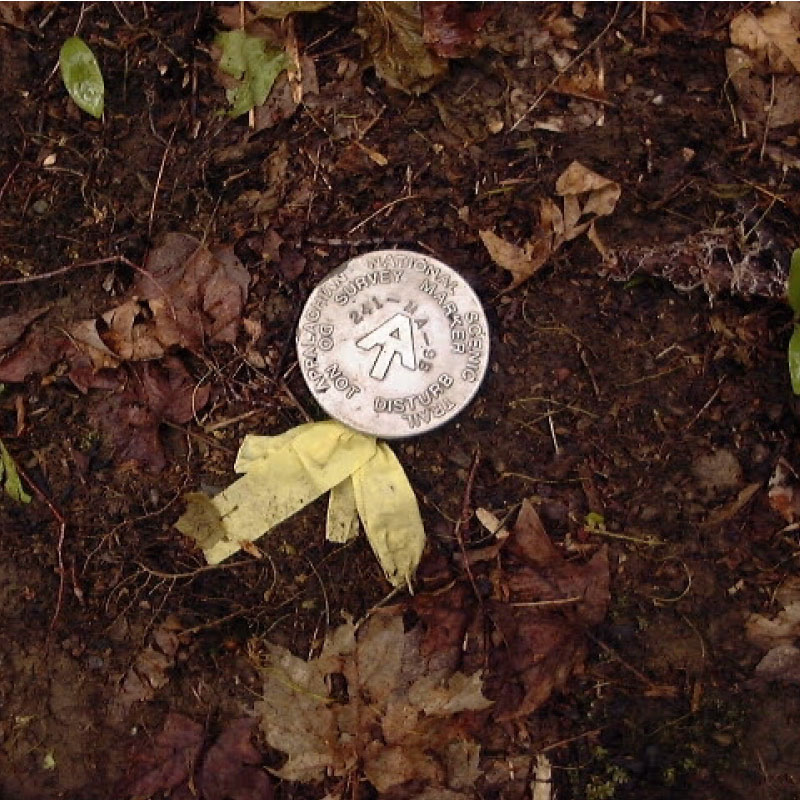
[174,421,425,588]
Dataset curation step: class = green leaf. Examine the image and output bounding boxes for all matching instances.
[253,2,332,19]
[788,249,800,315]
[0,440,31,504]
[59,37,104,119]
[215,30,290,118]
[789,325,800,394]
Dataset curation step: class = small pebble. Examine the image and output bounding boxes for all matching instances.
[32,199,49,215]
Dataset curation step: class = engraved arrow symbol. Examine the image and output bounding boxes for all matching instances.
[356,313,417,380]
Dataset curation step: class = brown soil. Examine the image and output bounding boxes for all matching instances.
[1,3,799,799]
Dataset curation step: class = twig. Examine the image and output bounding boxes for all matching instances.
[511,596,582,608]
[15,461,67,634]
[0,255,133,287]
[509,3,620,133]
[538,727,603,754]
[148,123,177,240]
[759,74,775,163]
[587,630,676,695]
[547,414,560,455]
[453,447,482,601]
[134,559,263,581]
[0,162,22,205]
[348,194,420,235]
[685,377,725,430]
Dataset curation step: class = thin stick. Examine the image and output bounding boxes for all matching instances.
[685,377,725,431]
[509,4,620,133]
[759,74,775,163]
[15,461,67,633]
[148,123,177,240]
[348,194,420,235]
[0,255,130,287]
[453,447,482,601]
[0,162,22,205]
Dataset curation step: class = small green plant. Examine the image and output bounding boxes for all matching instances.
[0,439,30,504]
[787,249,800,393]
[59,36,105,118]
[215,29,290,118]
[584,747,631,800]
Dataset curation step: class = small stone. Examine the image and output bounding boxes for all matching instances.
[32,199,49,215]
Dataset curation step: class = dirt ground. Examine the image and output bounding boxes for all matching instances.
[2,3,800,799]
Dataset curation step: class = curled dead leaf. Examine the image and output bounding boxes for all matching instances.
[481,163,619,290]
[479,230,553,292]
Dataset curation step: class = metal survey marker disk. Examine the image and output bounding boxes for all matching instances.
[296,250,490,439]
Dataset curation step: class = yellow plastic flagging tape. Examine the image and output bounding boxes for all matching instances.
[174,421,425,588]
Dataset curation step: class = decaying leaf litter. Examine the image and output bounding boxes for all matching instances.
[2,2,800,798]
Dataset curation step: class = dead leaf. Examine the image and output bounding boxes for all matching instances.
[0,234,249,389]
[731,6,800,74]
[727,6,800,136]
[0,325,68,383]
[253,54,318,130]
[0,1,38,31]
[93,358,211,472]
[131,233,250,351]
[768,458,800,523]
[747,601,800,650]
[113,616,185,717]
[754,644,800,685]
[256,606,491,794]
[126,713,204,799]
[198,719,272,800]
[357,2,448,95]
[482,162,619,291]
[0,306,50,351]
[421,2,494,58]
[125,714,271,800]
[412,500,610,721]
[68,319,122,370]
[479,230,553,291]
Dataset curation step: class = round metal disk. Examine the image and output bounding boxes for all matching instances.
[296,250,490,439]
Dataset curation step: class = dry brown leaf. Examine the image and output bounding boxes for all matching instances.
[0,234,249,390]
[0,306,50,351]
[125,713,204,799]
[112,616,185,719]
[747,578,800,687]
[256,607,491,794]
[482,163,619,290]
[747,601,800,650]
[125,715,272,800]
[92,357,211,472]
[412,500,610,721]
[198,719,273,800]
[68,319,122,370]
[0,327,67,383]
[421,2,494,58]
[769,458,800,523]
[754,644,800,685]
[731,6,800,74]
[727,6,800,136]
[479,230,553,291]
[0,1,38,30]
